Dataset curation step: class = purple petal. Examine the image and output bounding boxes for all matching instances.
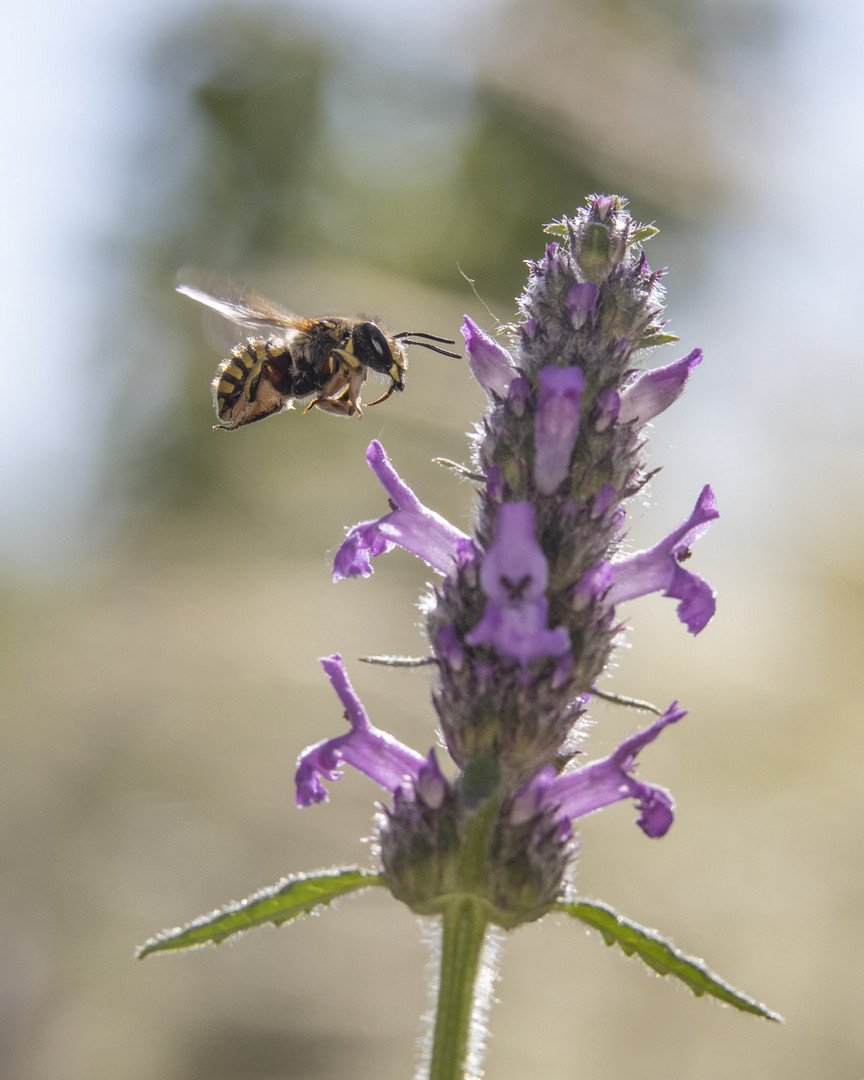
[509,765,557,826]
[591,483,618,519]
[594,388,620,432]
[572,561,613,610]
[465,502,571,666]
[606,485,719,633]
[566,282,598,329]
[465,597,571,668]
[414,750,447,810]
[619,348,703,426]
[332,521,393,579]
[520,318,538,344]
[662,560,717,636]
[477,502,550,598]
[461,316,517,400]
[508,376,532,417]
[295,654,427,806]
[533,366,585,494]
[332,441,472,581]
[515,702,686,837]
[485,465,503,501]
[436,624,465,671]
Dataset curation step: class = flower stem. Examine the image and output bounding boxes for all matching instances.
[429,897,490,1080]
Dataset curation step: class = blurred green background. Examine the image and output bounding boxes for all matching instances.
[3,0,863,1077]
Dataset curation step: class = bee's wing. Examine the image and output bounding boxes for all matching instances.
[176,271,304,335]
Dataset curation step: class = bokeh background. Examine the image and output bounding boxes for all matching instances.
[3,0,863,1077]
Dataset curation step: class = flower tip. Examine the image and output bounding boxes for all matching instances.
[696,483,719,519]
[592,194,617,217]
[637,787,675,837]
[318,653,345,680]
[658,702,688,729]
[365,439,386,467]
[294,745,339,807]
[461,316,517,399]
[681,585,717,635]
[295,770,330,808]
[332,530,377,581]
[460,314,480,342]
[618,347,705,426]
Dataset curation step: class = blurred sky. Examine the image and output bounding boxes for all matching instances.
[3,0,864,573]
[3,0,499,571]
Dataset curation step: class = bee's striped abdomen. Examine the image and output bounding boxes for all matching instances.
[211,338,296,430]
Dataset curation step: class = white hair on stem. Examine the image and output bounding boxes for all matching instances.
[414,917,505,1080]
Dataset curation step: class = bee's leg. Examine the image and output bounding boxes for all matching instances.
[309,367,366,417]
[302,368,346,414]
[311,393,359,417]
[301,366,359,416]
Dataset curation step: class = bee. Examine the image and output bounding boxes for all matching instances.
[177,279,460,430]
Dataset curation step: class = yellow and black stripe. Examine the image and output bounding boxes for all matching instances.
[212,338,294,420]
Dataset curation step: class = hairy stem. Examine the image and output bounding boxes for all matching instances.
[429,898,491,1080]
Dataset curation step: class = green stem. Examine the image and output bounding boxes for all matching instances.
[429,897,490,1080]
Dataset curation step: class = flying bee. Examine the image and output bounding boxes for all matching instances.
[176,278,460,430]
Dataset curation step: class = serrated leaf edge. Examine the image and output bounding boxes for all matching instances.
[557,898,783,1023]
[137,867,386,959]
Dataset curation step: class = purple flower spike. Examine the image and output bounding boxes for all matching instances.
[534,366,585,494]
[466,502,571,666]
[333,441,473,581]
[513,702,686,837]
[295,654,428,806]
[619,348,703,426]
[606,485,719,633]
[462,316,518,400]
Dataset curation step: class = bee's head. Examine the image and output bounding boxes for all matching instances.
[353,320,405,388]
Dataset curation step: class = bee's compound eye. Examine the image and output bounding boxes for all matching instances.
[356,322,393,372]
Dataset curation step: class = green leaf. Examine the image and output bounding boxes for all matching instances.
[631,224,659,244]
[545,218,657,249]
[137,867,385,958]
[557,898,783,1022]
[432,457,485,483]
[590,685,663,716]
[640,332,681,347]
[543,219,569,240]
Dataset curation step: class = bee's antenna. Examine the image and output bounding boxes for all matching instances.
[402,341,462,358]
[394,331,461,358]
[394,331,456,343]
